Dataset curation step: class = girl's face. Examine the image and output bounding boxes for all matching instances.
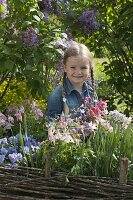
[64,55,91,90]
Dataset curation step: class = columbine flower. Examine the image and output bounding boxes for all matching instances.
[109,110,132,129]
[31,102,44,120]
[89,105,102,117]
[96,99,108,111]
[83,96,92,106]
[0,112,14,131]
[79,10,100,35]
[15,110,22,122]
[21,26,41,48]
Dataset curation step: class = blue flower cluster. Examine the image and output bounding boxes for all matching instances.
[79,10,100,35]
[0,134,40,167]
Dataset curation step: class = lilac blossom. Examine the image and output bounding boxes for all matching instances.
[79,10,100,35]
[38,0,62,18]
[54,60,64,76]
[66,31,73,40]
[21,26,41,48]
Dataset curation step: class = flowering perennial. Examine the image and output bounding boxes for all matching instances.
[0,134,40,167]
[79,10,100,35]
[47,98,132,143]
[38,0,62,18]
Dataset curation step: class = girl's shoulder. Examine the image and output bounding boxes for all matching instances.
[48,85,63,100]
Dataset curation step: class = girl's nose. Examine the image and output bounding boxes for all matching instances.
[77,70,82,75]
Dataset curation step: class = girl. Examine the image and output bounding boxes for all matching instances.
[45,42,97,118]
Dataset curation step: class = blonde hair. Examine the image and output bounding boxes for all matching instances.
[63,42,93,65]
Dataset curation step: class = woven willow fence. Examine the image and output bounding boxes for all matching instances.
[0,158,133,200]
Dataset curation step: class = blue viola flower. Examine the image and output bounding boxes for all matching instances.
[24,146,30,155]
[0,155,5,164]
[8,147,17,154]
[8,153,18,163]
[0,137,8,146]
[1,147,8,155]
[17,153,23,161]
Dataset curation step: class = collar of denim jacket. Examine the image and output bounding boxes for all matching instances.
[64,78,93,95]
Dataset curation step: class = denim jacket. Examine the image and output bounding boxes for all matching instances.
[45,78,96,118]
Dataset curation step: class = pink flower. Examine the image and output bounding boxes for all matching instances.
[96,98,109,111]
[15,110,22,122]
[89,105,102,117]
[83,96,92,106]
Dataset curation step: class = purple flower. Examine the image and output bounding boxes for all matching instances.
[0,155,5,164]
[8,136,16,144]
[24,146,30,155]
[66,31,73,40]
[21,26,41,48]
[0,137,8,145]
[38,0,62,17]
[79,10,100,35]
[8,147,17,154]
[8,153,18,163]
[17,153,23,161]
[71,127,78,134]
[1,147,8,155]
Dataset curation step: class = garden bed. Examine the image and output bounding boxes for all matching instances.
[0,166,133,200]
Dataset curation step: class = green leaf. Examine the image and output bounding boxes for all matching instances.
[4,60,14,70]
[22,21,32,28]
[33,15,40,22]
[0,4,6,13]
[2,46,12,55]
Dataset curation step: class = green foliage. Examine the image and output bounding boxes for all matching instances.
[38,121,133,179]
